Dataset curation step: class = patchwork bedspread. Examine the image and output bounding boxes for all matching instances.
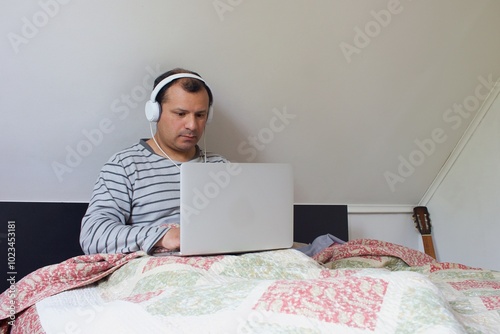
[1,239,499,333]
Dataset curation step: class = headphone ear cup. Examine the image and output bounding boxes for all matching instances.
[206,106,214,124]
[145,100,160,122]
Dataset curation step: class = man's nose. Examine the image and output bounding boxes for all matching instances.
[184,114,197,130]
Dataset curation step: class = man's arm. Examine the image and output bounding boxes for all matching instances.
[80,160,169,255]
[80,208,169,254]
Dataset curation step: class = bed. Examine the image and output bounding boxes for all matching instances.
[1,203,499,333]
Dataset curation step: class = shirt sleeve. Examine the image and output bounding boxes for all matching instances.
[79,159,169,255]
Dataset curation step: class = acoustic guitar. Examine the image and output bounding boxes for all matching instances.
[412,206,437,260]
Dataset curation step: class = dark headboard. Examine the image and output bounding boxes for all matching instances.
[0,202,348,292]
[293,204,348,244]
[0,202,88,293]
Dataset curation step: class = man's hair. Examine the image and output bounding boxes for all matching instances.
[153,68,213,107]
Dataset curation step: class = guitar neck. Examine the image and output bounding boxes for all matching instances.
[421,234,436,259]
[413,206,437,260]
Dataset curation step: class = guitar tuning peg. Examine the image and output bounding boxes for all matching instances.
[411,215,418,230]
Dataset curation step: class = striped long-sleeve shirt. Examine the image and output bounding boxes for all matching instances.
[80,139,228,255]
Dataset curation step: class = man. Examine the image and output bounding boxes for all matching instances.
[80,68,228,255]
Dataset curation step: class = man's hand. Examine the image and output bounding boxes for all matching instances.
[155,226,180,250]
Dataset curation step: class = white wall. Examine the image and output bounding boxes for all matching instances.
[348,210,421,251]
[426,85,500,271]
[1,1,499,206]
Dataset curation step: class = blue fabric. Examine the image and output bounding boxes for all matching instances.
[296,234,346,257]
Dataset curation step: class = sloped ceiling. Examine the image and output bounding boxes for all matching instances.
[1,0,499,204]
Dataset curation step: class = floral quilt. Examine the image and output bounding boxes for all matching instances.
[1,239,499,333]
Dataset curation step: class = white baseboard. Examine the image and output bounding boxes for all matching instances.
[294,203,415,214]
[347,204,414,214]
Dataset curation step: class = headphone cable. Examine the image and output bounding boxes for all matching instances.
[149,122,208,168]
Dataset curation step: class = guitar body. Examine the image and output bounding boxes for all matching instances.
[412,206,437,260]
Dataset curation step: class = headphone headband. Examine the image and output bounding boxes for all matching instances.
[145,72,213,123]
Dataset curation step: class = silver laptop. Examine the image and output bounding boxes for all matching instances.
[157,163,294,256]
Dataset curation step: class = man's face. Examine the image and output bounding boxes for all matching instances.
[155,82,210,160]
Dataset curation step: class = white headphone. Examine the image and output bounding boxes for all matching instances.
[144,73,214,123]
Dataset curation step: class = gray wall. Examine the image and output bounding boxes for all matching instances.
[2,1,499,205]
